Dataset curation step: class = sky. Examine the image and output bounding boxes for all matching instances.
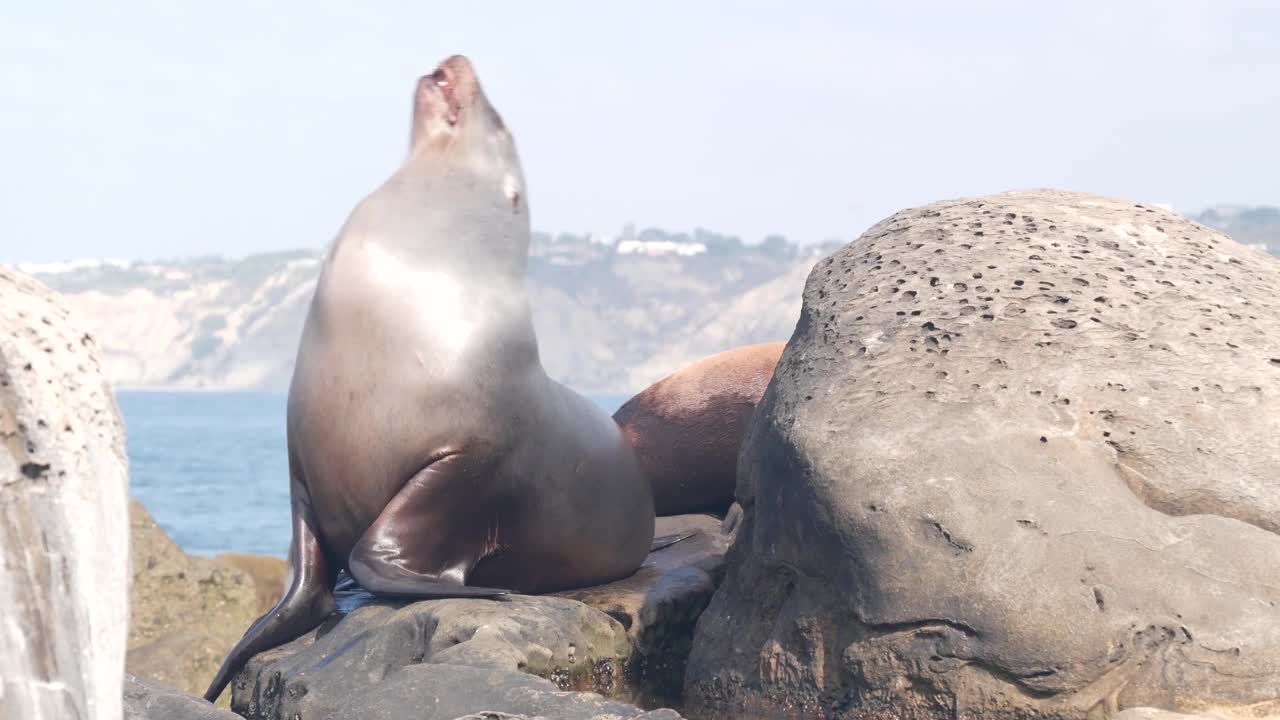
[1,1,1277,264]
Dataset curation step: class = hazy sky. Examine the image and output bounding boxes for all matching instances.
[2,1,1277,263]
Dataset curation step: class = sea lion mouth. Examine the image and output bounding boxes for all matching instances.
[430,65,460,124]
[409,55,503,154]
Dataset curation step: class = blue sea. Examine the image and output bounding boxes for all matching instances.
[117,391,631,558]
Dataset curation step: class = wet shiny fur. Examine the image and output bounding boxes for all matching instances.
[615,342,784,516]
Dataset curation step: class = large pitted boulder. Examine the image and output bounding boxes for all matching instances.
[232,515,726,719]
[1,266,131,720]
[684,190,1280,719]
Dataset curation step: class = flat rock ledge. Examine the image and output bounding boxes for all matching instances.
[313,665,682,720]
[231,514,729,720]
[124,674,241,720]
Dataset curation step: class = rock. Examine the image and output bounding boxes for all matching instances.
[684,189,1280,719]
[232,595,629,719]
[214,551,287,614]
[556,513,733,704]
[0,266,131,720]
[1114,710,1234,720]
[232,515,727,719]
[126,498,275,705]
[123,674,241,720]
[325,665,683,720]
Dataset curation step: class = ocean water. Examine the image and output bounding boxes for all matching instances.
[116,390,632,557]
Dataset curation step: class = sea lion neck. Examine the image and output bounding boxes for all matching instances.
[355,231,529,292]
[352,162,529,279]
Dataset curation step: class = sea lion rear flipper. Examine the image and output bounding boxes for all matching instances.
[345,568,512,598]
[650,530,698,552]
[203,478,337,702]
[347,453,514,598]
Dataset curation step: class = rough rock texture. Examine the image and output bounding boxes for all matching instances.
[123,674,241,720]
[323,665,682,720]
[231,515,727,720]
[126,499,279,705]
[684,190,1280,719]
[1114,710,1235,720]
[214,551,287,615]
[0,266,130,720]
[557,513,733,705]
[232,595,634,720]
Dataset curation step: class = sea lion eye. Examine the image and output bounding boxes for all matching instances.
[432,68,450,88]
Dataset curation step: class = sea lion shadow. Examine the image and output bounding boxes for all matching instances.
[323,570,523,635]
[330,571,383,617]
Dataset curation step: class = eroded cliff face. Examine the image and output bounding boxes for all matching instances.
[24,241,822,396]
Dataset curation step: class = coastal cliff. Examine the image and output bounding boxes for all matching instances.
[25,232,832,396]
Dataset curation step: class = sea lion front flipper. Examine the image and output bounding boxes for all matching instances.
[204,474,337,702]
[347,453,514,599]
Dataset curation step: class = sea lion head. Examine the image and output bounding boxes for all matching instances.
[409,55,525,214]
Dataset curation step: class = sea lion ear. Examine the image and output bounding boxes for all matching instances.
[502,173,522,211]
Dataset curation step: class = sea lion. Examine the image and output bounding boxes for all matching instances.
[204,55,655,702]
[615,342,785,516]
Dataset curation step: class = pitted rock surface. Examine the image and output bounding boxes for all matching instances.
[1,265,131,720]
[684,189,1280,719]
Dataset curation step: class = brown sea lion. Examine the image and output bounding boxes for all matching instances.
[204,55,655,702]
[614,342,785,516]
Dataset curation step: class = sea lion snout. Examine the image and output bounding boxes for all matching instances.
[432,55,481,108]
[435,55,475,82]
[412,55,492,148]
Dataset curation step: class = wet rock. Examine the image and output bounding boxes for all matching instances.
[684,189,1280,719]
[123,674,241,720]
[231,515,726,719]
[0,266,130,720]
[126,499,281,705]
[557,513,733,704]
